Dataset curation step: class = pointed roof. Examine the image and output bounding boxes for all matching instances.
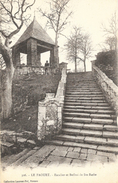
[14,18,55,46]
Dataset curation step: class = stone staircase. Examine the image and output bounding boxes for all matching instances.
[46,72,118,154]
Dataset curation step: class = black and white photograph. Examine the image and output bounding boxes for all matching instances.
[0,0,118,183]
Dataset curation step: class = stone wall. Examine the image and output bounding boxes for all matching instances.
[14,66,44,78]
[14,65,62,78]
[92,62,118,117]
[37,66,67,140]
[27,38,37,66]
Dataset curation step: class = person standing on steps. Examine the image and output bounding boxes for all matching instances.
[45,60,49,75]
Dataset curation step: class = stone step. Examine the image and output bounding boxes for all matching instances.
[64,99,107,103]
[62,128,103,137]
[104,125,118,132]
[67,77,94,79]
[63,123,118,132]
[65,94,104,97]
[67,78,94,80]
[63,112,116,119]
[66,83,97,85]
[66,91,103,95]
[103,131,118,138]
[63,108,115,114]
[65,97,106,101]
[65,96,105,100]
[66,85,99,87]
[67,78,95,81]
[45,140,118,153]
[56,134,85,143]
[64,105,112,110]
[67,74,93,77]
[85,137,118,146]
[67,81,95,83]
[64,101,109,106]
[55,134,118,147]
[66,84,98,88]
[66,83,99,86]
[66,87,100,90]
[46,72,118,155]
[62,128,118,139]
[66,82,97,85]
[63,116,116,125]
[63,122,103,130]
[66,89,101,92]
[67,79,96,81]
[66,81,96,84]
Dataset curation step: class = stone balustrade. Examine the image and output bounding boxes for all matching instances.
[14,66,44,78]
[37,66,67,140]
[92,63,118,124]
[14,65,62,78]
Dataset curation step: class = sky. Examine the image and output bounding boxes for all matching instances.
[13,0,118,71]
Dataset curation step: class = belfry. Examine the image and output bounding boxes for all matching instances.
[12,17,57,69]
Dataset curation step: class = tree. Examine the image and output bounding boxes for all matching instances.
[38,0,72,67]
[65,26,93,72]
[79,33,93,72]
[0,0,36,119]
[102,12,117,50]
[104,36,116,51]
[64,27,82,72]
[0,56,6,70]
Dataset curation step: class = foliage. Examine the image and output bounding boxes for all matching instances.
[95,50,117,85]
[12,72,61,109]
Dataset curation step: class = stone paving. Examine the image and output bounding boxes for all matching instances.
[2,145,118,169]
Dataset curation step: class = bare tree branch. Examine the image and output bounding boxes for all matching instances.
[0,0,36,58]
[101,12,118,51]
[38,0,72,45]
[0,30,8,38]
[64,26,93,72]
[0,0,36,47]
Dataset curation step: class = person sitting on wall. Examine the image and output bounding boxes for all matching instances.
[45,60,50,74]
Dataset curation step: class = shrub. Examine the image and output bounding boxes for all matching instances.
[95,50,117,85]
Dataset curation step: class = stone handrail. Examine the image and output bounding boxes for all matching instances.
[55,67,67,102]
[92,63,118,119]
[37,66,67,140]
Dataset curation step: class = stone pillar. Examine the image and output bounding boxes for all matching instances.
[12,46,20,67]
[50,48,54,67]
[37,52,41,67]
[27,38,37,66]
[37,99,62,141]
[38,106,46,140]
[54,46,59,68]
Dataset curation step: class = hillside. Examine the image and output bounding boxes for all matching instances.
[1,72,61,134]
